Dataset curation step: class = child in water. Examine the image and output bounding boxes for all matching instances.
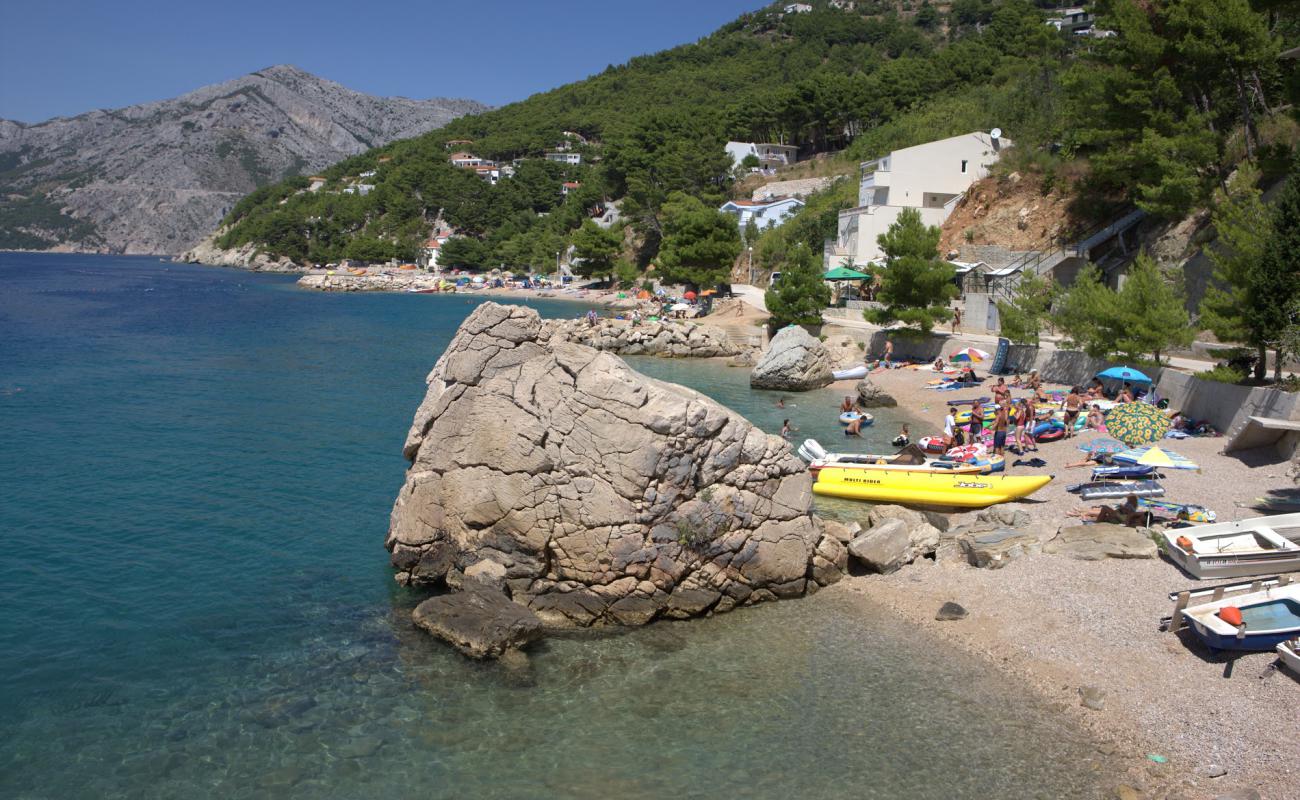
[892,424,910,447]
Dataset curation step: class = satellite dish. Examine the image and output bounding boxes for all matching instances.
[990,128,1002,140]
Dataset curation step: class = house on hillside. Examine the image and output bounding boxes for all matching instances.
[1046,7,1094,35]
[445,139,474,150]
[719,196,805,231]
[825,130,1009,267]
[472,165,502,185]
[725,141,801,170]
[784,3,813,13]
[545,151,582,165]
[306,176,327,192]
[561,181,581,196]
[343,183,375,196]
[421,234,451,271]
[449,152,485,168]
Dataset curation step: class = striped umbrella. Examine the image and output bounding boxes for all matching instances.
[951,347,991,362]
[1112,445,1198,470]
[1104,402,1171,446]
[1077,436,1126,455]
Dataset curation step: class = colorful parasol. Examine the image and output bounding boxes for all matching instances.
[1112,445,1198,471]
[1103,402,1171,446]
[951,347,991,362]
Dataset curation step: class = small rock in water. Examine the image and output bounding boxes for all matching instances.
[1198,764,1227,779]
[935,602,968,621]
[336,735,384,759]
[1079,686,1106,711]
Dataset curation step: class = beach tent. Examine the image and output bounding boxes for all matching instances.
[823,266,871,281]
[1096,366,1152,383]
[1105,403,1172,446]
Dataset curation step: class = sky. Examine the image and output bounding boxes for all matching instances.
[0,0,770,123]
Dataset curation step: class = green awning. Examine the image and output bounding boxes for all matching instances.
[823,266,870,280]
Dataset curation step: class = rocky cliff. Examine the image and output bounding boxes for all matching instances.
[0,65,485,255]
[387,303,845,657]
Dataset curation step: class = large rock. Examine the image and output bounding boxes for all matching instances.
[411,580,544,659]
[545,318,737,358]
[847,505,945,572]
[855,378,898,408]
[749,326,834,391]
[388,303,840,653]
[1045,524,1158,560]
[949,507,1056,568]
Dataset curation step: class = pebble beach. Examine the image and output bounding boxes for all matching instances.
[824,364,1300,800]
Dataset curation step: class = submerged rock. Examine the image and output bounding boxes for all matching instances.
[389,303,840,656]
[411,580,544,659]
[749,326,834,391]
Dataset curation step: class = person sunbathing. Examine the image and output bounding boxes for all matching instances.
[1067,495,1148,526]
[1086,404,1106,430]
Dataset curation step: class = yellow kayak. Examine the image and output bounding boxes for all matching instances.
[813,466,1052,508]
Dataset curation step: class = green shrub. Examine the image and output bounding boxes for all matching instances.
[1196,365,1247,384]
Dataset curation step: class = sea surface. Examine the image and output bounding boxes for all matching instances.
[1,253,1113,799]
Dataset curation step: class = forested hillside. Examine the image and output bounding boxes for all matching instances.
[213,0,1299,282]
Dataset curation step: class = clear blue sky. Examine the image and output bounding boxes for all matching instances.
[0,0,769,123]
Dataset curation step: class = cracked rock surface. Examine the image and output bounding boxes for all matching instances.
[749,326,834,391]
[388,303,841,653]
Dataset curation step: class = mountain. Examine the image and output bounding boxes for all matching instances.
[0,65,486,254]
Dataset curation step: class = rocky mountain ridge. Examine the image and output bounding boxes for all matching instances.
[0,65,485,255]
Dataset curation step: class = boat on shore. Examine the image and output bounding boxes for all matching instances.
[812,466,1052,508]
[832,365,868,381]
[1161,513,1300,579]
[1177,582,1300,651]
[1278,638,1300,676]
[797,440,982,477]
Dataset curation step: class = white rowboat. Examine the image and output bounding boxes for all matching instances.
[1161,513,1300,579]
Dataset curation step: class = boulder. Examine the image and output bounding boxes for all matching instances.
[854,378,898,408]
[958,527,1048,569]
[411,580,544,659]
[935,602,968,621]
[1045,524,1158,561]
[749,326,834,391]
[389,303,841,655]
[847,519,910,573]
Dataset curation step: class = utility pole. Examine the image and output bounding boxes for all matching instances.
[748,246,754,286]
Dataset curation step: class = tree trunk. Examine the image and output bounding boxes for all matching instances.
[1234,69,1258,160]
[1256,343,1267,382]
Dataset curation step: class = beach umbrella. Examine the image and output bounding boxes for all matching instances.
[1095,365,1152,383]
[951,347,991,362]
[1112,445,1198,471]
[683,290,697,301]
[1104,402,1171,446]
[823,266,871,281]
[1077,437,1126,455]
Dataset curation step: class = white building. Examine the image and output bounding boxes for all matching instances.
[784,3,813,13]
[422,234,451,271]
[725,141,801,170]
[826,130,1009,267]
[545,151,582,165]
[449,152,485,168]
[719,196,805,231]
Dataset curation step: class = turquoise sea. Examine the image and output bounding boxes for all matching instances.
[0,253,1113,799]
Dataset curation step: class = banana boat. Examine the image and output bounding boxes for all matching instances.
[812,466,1052,508]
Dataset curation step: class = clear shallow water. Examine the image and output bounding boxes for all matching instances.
[1,254,1111,799]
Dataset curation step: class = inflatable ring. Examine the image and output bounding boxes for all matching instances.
[918,436,948,454]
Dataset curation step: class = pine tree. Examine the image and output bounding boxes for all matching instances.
[996,273,1058,345]
[1254,156,1300,381]
[1201,162,1272,379]
[1055,264,1119,358]
[865,208,955,334]
[570,220,622,278]
[765,243,831,327]
[1113,254,1193,363]
[655,192,742,288]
